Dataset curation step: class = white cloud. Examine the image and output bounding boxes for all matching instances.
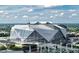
[4,12,8,15]
[50,16,53,18]
[72,13,77,16]
[39,13,44,15]
[43,5,58,7]
[43,5,52,7]
[69,13,77,18]
[0,10,4,13]
[69,10,76,12]
[6,15,10,18]
[60,12,64,16]
[50,10,58,13]
[55,14,58,16]
[32,16,39,19]
[27,9,33,12]
[14,16,18,18]
[22,15,28,18]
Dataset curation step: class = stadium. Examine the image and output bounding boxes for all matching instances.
[10,22,68,52]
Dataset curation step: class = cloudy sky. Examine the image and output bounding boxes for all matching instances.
[0,5,79,24]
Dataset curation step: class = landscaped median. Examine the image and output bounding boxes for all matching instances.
[8,43,23,51]
[0,44,7,50]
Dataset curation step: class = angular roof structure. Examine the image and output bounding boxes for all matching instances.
[10,24,67,42]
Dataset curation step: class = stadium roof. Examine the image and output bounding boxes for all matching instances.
[11,24,66,42]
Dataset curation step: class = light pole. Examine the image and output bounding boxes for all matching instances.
[60,40,62,53]
[66,43,68,53]
[71,38,74,49]
[22,15,29,24]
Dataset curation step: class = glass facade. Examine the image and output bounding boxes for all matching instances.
[51,30,66,44]
[25,31,48,43]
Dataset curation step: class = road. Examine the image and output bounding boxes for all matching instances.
[0,50,23,53]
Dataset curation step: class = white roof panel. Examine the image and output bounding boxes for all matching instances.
[30,25,53,30]
[10,24,66,42]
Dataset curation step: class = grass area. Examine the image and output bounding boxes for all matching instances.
[0,43,23,51]
[73,44,79,48]
[0,44,7,50]
[68,27,79,33]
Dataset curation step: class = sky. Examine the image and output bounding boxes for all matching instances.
[0,5,79,24]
